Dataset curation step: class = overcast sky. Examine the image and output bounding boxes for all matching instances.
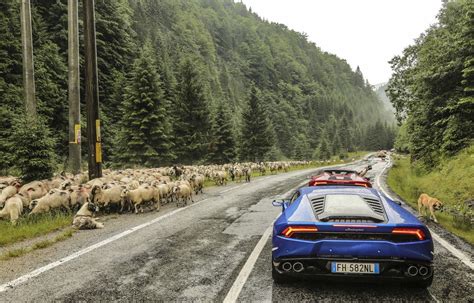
[239,0,443,85]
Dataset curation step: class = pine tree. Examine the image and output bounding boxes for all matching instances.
[34,41,68,156]
[339,116,351,151]
[240,87,275,162]
[316,131,331,160]
[208,102,236,164]
[331,130,342,155]
[292,133,311,160]
[12,117,55,182]
[116,43,174,166]
[354,66,365,87]
[174,57,212,163]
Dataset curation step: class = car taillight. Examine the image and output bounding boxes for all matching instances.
[281,226,318,238]
[392,228,426,240]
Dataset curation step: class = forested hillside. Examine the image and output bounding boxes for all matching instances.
[374,83,395,119]
[1,0,394,175]
[387,0,473,168]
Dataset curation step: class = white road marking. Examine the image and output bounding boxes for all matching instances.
[223,181,309,303]
[0,197,209,293]
[223,224,273,303]
[376,157,474,271]
[428,290,441,303]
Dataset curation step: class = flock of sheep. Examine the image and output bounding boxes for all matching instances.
[0,161,310,229]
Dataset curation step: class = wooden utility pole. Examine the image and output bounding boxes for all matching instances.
[68,0,81,174]
[20,0,36,118]
[83,0,102,179]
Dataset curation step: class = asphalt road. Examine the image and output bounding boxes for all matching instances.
[0,158,472,302]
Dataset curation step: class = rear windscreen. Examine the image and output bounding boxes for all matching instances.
[324,194,373,215]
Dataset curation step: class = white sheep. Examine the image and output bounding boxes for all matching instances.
[0,194,29,224]
[0,185,18,207]
[19,181,49,201]
[173,184,193,207]
[72,202,104,229]
[154,183,171,204]
[69,186,90,210]
[121,186,156,214]
[91,185,124,212]
[30,190,71,215]
[213,171,228,186]
[190,174,205,194]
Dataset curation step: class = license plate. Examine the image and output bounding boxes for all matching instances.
[331,262,379,274]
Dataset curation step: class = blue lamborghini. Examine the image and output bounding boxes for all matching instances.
[271,185,434,287]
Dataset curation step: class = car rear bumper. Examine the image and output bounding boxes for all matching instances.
[272,257,433,282]
[272,235,434,262]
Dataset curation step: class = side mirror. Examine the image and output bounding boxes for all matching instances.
[394,200,403,206]
[272,198,290,210]
[272,200,284,207]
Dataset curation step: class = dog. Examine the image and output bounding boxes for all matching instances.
[418,193,444,223]
[72,202,104,230]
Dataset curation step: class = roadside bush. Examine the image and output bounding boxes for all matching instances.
[450,204,474,231]
[11,116,56,182]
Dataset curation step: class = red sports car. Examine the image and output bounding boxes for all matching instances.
[309,168,372,188]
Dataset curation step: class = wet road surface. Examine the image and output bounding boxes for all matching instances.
[0,158,472,302]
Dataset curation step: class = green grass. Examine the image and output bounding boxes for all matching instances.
[0,228,75,261]
[387,146,474,244]
[0,248,28,260]
[0,212,73,247]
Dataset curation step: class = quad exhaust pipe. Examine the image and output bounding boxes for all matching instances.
[281,261,305,273]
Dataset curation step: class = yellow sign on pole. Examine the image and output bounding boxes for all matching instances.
[75,124,81,143]
[96,142,102,163]
[95,119,101,142]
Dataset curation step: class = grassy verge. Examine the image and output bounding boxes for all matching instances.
[0,212,73,247]
[387,147,474,244]
[0,228,75,261]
